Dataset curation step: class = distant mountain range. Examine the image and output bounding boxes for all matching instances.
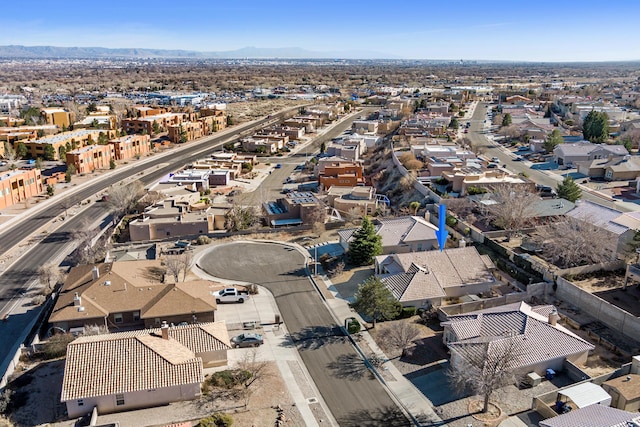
[0,45,396,60]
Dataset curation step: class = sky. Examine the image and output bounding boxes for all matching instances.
[2,0,640,62]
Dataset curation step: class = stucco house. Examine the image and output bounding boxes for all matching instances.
[553,141,628,166]
[602,373,640,412]
[576,155,640,181]
[374,246,496,307]
[61,321,230,418]
[442,302,594,377]
[49,261,218,333]
[339,216,439,254]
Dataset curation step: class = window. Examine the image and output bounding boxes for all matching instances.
[114,313,123,324]
[116,394,125,406]
[77,399,84,407]
[133,311,140,321]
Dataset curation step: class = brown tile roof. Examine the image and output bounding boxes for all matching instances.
[50,262,217,326]
[376,247,496,301]
[61,322,229,402]
[338,216,438,248]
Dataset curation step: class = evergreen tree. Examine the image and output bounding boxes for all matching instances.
[351,276,400,328]
[557,176,582,202]
[583,110,609,143]
[348,217,382,266]
[16,142,27,159]
[502,113,512,127]
[543,129,564,153]
[449,117,459,129]
[43,144,56,161]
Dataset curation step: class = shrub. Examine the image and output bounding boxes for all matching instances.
[196,235,211,245]
[197,413,234,427]
[398,306,417,319]
[41,333,75,359]
[445,215,458,227]
[347,318,361,334]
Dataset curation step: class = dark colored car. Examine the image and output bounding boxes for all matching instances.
[231,333,264,348]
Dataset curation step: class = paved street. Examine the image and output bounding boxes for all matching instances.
[197,241,410,427]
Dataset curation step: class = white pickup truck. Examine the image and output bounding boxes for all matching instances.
[213,287,250,304]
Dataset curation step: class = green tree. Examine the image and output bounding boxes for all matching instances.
[46,184,55,196]
[226,115,234,126]
[35,157,43,170]
[348,216,382,266]
[556,176,582,202]
[211,121,218,132]
[98,132,109,145]
[583,110,609,143]
[409,201,421,215]
[178,125,188,143]
[58,146,66,160]
[543,129,564,153]
[320,141,326,153]
[16,142,27,159]
[351,276,400,328]
[617,137,633,152]
[65,141,72,152]
[86,102,97,113]
[90,119,99,128]
[109,158,116,169]
[449,117,459,129]
[43,144,56,161]
[502,113,512,127]
[152,121,160,134]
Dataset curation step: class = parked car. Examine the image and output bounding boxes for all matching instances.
[536,184,557,198]
[514,155,524,161]
[275,164,282,169]
[487,163,499,169]
[231,333,264,348]
[491,157,500,163]
[213,287,250,304]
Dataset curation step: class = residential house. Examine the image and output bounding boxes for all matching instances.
[339,216,439,254]
[66,144,114,174]
[553,141,629,166]
[0,168,44,209]
[539,403,640,427]
[375,246,496,307]
[441,167,534,196]
[110,134,152,161]
[164,169,211,192]
[352,120,378,134]
[241,136,283,153]
[316,158,365,189]
[168,121,205,143]
[262,191,322,227]
[576,155,640,181]
[49,261,218,332]
[61,321,230,418]
[327,186,386,217]
[443,302,594,377]
[566,200,640,256]
[602,374,640,411]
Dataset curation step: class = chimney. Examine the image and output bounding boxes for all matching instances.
[548,307,559,326]
[92,266,100,280]
[73,292,82,307]
[161,321,169,340]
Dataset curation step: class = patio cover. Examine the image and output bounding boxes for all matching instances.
[559,382,611,408]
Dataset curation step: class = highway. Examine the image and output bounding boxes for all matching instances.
[198,242,409,427]
[467,103,639,212]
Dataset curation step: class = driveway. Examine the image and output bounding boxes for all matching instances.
[197,241,409,427]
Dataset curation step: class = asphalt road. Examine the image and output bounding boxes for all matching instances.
[467,103,636,212]
[198,242,409,427]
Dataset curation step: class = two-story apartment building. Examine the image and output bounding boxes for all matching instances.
[41,107,75,129]
[22,129,115,160]
[110,134,151,161]
[0,168,44,209]
[66,144,114,174]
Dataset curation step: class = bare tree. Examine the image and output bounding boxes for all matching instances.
[164,255,182,283]
[224,204,258,231]
[481,185,538,238]
[447,336,524,413]
[305,204,327,235]
[236,348,271,408]
[498,125,522,141]
[459,137,485,155]
[71,223,102,266]
[444,198,476,222]
[38,263,61,294]
[3,141,16,162]
[180,250,193,282]
[106,180,145,224]
[533,216,616,268]
[381,320,421,357]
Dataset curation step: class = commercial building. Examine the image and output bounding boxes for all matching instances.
[0,168,44,209]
